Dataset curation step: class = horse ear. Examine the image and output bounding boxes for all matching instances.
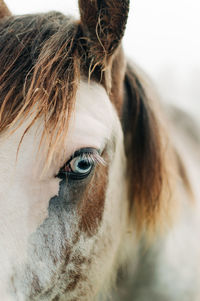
[78,0,129,58]
[122,63,174,236]
[0,0,11,19]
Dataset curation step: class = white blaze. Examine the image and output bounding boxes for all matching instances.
[0,80,124,299]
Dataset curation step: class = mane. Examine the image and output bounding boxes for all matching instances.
[0,12,82,169]
[123,64,193,235]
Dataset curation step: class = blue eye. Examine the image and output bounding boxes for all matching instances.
[69,156,93,175]
[57,148,104,180]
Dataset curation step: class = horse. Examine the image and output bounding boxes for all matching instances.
[0,0,200,300]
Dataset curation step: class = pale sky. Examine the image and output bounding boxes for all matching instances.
[5,0,200,117]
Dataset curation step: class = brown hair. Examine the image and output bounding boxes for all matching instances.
[0,0,130,169]
[0,12,82,168]
[122,63,180,236]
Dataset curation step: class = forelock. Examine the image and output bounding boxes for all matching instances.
[0,12,81,169]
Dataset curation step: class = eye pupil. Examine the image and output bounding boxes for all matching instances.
[78,160,90,170]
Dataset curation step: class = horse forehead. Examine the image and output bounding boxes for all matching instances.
[66,80,116,155]
[0,80,116,172]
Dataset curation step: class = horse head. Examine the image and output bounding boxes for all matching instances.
[0,1,175,300]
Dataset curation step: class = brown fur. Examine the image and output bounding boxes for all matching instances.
[65,269,86,292]
[0,0,10,19]
[78,155,109,236]
[78,0,129,95]
[79,0,129,57]
[109,46,127,115]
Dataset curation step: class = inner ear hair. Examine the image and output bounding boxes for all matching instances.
[78,0,129,81]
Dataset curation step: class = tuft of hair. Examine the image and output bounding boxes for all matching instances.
[0,12,82,171]
[122,63,180,238]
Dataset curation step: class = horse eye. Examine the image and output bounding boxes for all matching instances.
[57,148,100,180]
[69,156,94,176]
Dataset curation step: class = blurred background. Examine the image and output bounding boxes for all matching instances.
[6,0,200,119]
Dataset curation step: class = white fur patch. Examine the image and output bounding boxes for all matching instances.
[61,81,116,165]
[0,80,126,299]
